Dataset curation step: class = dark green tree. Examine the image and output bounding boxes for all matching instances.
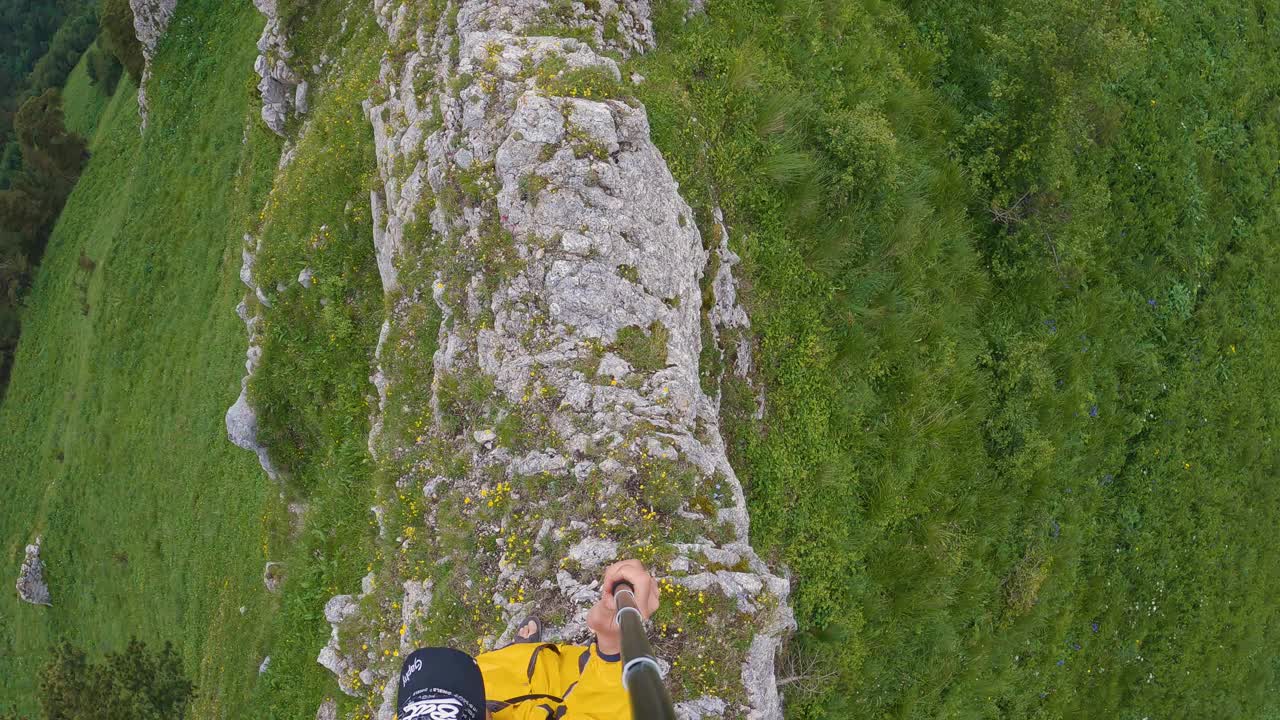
[38,639,196,719]
[0,186,46,242]
[15,89,87,181]
[98,0,142,82]
[25,10,98,93]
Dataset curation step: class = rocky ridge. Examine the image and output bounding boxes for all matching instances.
[128,0,178,129]
[312,0,794,717]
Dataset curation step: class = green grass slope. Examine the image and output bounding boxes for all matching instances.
[2,2,391,717]
[59,44,109,140]
[0,4,284,715]
[630,0,1280,717]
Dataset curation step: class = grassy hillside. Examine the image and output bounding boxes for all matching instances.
[59,44,110,139]
[1,1,392,717]
[630,0,1280,716]
[0,3,284,715]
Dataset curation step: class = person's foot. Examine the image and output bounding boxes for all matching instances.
[514,617,542,643]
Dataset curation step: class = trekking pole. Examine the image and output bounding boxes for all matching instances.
[611,580,676,720]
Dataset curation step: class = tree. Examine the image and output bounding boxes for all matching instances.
[98,0,143,82]
[14,89,87,183]
[0,186,46,242]
[25,10,98,93]
[85,44,121,93]
[38,639,196,719]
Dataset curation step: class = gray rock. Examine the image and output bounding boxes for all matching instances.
[315,698,337,720]
[253,1,303,135]
[258,656,271,674]
[567,537,618,570]
[323,594,359,625]
[706,206,764,419]
[15,536,51,606]
[676,696,727,719]
[296,81,311,114]
[512,451,567,476]
[473,428,497,444]
[287,501,308,537]
[225,388,279,480]
[226,233,282,483]
[224,389,256,449]
[298,267,313,288]
[128,0,177,128]
[263,562,285,592]
[596,353,632,380]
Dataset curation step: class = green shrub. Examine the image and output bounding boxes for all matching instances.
[99,0,143,81]
[37,639,196,719]
[86,44,123,93]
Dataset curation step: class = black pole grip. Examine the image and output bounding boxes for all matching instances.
[609,579,675,720]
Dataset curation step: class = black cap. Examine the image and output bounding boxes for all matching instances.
[397,647,487,720]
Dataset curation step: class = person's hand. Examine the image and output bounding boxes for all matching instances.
[586,559,660,656]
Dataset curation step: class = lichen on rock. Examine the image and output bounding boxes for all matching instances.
[315,0,793,717]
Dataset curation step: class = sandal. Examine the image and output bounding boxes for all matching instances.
[512,616,543,644]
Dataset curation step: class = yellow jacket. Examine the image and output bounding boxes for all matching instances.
[476,641,630,720]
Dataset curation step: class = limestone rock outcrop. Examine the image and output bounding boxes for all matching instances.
[15,536,51,607]
[225,237,281,481]
[129,0,177,129]
[252,0,305,135]
[263,561,286,592]
[316,0,794,717]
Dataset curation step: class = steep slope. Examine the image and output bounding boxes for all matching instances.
[0,4,284,714]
